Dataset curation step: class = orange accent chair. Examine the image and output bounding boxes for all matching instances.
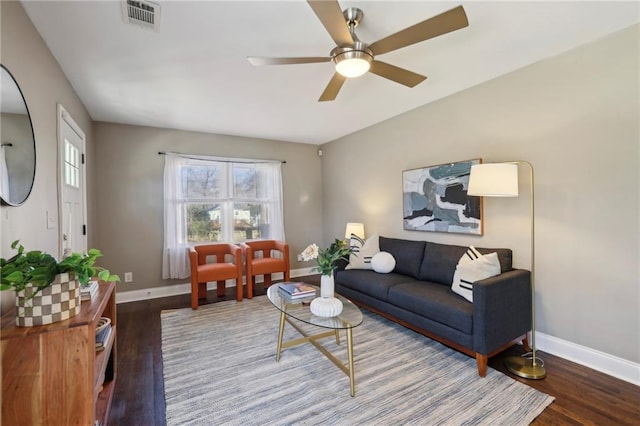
[189,243,243,309]
[241,240,290,299]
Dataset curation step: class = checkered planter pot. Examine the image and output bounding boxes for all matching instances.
[15,273,81,327]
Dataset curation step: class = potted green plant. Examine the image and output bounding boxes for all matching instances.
[56,247,120,286]
[0,240,58,296]
[0,240,120,326]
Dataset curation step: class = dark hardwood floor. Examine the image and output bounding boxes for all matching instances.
[109,276,639,425]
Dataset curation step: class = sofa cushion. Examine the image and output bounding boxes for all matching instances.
[388,281,474,334]
[379,237,425,279]
[372,252,396,273]
[451,246,501,302]
[335,269,413,301]
[346,234,379,270]
[419,241,513,285]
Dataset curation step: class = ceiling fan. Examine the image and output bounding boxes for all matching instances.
[248,1,469,102]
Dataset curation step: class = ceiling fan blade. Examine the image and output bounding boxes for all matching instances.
[248,57,331,66]
[369,61,426,88]
[369,5,468,56]
[307,0,354,47]
[319,73,347,102]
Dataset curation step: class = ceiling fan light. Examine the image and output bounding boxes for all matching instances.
[333,50,372,78]
[335,58,370,78]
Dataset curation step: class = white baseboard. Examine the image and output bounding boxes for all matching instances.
[115,272,639,386]
[536,331,639,386]
[115,267,316,304]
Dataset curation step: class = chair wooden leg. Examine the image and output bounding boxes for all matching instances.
[191,281,199,310]
[216,280,226,297]
[284,270,290,282]
[247,275,253,299]
[264,274,272,288]
[198,282,207,299]
[235,280,243,302]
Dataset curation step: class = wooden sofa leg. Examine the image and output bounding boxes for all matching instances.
[476,353,488,377]
[522,333,532,352]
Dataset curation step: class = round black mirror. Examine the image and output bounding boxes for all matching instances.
[1,64,36,206]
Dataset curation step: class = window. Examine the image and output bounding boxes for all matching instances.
[183,163,276,243]
[64,139,80,188]
[162,154,284,279]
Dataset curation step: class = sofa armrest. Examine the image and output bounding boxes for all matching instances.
[472,269,532,354]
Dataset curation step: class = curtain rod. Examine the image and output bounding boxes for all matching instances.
[158,151,286,164]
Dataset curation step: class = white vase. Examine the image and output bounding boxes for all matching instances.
[320,273,334,298]
[310,273,343,317]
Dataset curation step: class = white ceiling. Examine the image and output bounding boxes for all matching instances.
[21,1,639,145]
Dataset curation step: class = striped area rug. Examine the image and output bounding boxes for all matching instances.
[161,296,554,425]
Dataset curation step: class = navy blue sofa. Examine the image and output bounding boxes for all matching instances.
[335,236,532,377]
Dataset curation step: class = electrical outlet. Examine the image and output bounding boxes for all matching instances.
[124,272,133,283]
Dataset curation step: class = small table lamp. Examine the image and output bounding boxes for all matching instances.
[468,161,546,380]
[345,222,365,240]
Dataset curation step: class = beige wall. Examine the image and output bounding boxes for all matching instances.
[0,1,94,312]
[321,25,640,363]
[92,122,323,293]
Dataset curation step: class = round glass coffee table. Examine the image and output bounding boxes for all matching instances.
[267,283,363,396]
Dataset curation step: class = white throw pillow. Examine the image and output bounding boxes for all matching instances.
[451,246,501,302]
[345,234,380,270]
[372,252,396,274]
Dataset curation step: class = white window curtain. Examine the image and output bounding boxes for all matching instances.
[163,155,190,279]
[0,146,10,200]
[257,161,285,241]
[162,153,285,279]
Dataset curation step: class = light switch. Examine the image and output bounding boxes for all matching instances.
[46,210,57,229]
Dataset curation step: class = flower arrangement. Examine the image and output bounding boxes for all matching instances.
[300,239,355,276]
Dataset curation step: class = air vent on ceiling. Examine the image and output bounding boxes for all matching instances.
[122,0,160,31]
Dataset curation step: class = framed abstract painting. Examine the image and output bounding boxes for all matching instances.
[402,159,483,235]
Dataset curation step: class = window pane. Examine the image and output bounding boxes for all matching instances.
[63,140,81,188]
[233,203,268,241]
[233,165,257,199]
[182,165,221,199]
[187,203,222,243]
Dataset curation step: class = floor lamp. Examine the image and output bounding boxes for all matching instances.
[467,161,546,380]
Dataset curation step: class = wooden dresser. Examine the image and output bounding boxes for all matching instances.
[1,281,117,425]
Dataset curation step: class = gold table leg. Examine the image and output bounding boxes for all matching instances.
[275,315,357,396]
[347,327,355,397]
[275,310,286,362]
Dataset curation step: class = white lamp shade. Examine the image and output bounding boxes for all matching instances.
[467,163,519,197]
[345,222,365,239]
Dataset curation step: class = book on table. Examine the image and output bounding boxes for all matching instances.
[95,325,112,351]
[278,282,316,298]
[80,280,99,301]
